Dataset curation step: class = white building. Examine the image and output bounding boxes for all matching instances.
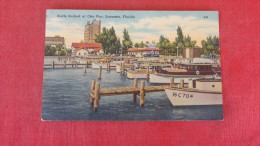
[71,43,103,57]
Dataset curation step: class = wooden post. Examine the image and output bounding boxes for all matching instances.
[94,82,100,111]
[120,62,123,74]
[84,66,87,73]
[90,80,96,106]
[86,61,89,68]
[108,62,110,71]
[107,62,109,70]
[98,66,102,79]
[146,67,150,81]
[64,62,66,69]
[76,62,78,68]
[122,63,125,75]
[180,79,184,88]
[140,81,145,106]
[52,61,55,69]
[170,77,174,88]
[133,79,138,103]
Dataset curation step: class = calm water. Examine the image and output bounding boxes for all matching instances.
[42,58,223,121]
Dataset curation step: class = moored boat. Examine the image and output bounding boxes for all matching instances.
[127,69,149,79]
[164,73,222,106]
[92,59,124,69]
[150,63,216,83]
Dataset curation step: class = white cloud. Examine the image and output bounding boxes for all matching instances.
[46,17,84,47]
[103,15,219,46]
[46,14,219,47]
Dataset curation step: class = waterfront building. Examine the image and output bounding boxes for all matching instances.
[45,35,65,46]
[183,47,201,58]
[71,42,103,57]
[84,20,101,43]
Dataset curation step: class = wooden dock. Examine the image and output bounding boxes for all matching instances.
[89,77,183,111]
[98,86,167,95]
[44,61,90,69]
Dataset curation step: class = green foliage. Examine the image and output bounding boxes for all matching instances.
[122,29,133,51]
[95,26,122,54]
[183,35,196,47]
[201,35,220,54]
[134,41,147,48]
[59,50,67,56]
[157,35,177,56]
[44,44,67,56]
[174,26,197,56]
[45,45,56,56]
[175,26,184,45]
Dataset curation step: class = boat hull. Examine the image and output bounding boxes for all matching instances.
[91,62,107,69]
[164,88,222,106]
[150,73,213,84]
[127,71,148,79]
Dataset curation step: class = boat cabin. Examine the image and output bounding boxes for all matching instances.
[155,63,214,75]
[177,63,212,71]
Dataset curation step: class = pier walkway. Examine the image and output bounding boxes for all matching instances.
[97,86,168,96]
[44,61,90,69]
[89,78,185,111]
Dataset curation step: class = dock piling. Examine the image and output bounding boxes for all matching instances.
[133,79,138,103]
[52,61,55,69]
[84,66,87,73]
[170,77,174,88]
[64,62,66,69]
[146,67,150,80]
[90,80,96,106]
[120,63,123,74]
[94,82,100,111]
[140,81,145,106]
[122,63,125,75]
[107,62,110,71]
[180,79,184,88]
[98,66,102,79]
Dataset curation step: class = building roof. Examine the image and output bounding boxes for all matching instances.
[72,43,101,48]
[74,47,101,52]
[127,48,160,52]
[92,48,101,52]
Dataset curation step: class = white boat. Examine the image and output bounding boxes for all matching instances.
[127,69,148,79]
[126,63,171,79]
[150,63,216,84]
[164,73,222,106]
[91,62,107,69]
[116,63,135,73]
[92,60,124,69]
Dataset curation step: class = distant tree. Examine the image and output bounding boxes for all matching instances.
[59,50,67,56]
[95,26,121,54]
[175,26,184,47]
[175,26,185,55]
[201,35,220,54]
[134,41,147,48]
[122,29,133,51]
[45,45,56,56]
[134,43,139,48]
[157,35,177,56]
[183,35,197,47]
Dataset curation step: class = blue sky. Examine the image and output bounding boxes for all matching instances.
[46,10,219,47]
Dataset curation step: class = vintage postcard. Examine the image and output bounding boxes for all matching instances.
[43,10,222,120]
